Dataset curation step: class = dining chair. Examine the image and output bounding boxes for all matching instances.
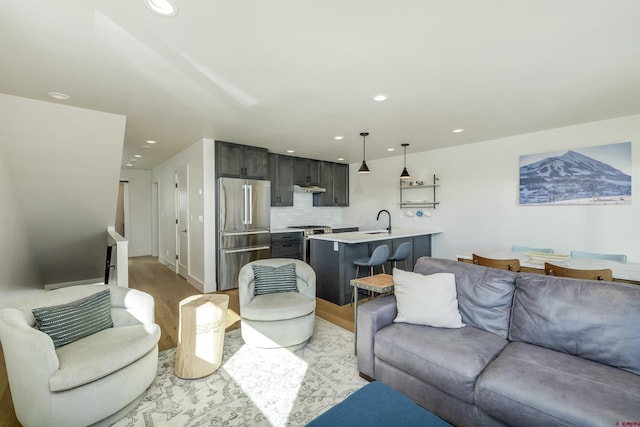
[570,250,627,263]
[472,254,521,272]
[544,262,613,281]
[511,245,554,254]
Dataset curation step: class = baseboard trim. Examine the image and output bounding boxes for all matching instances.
[44,277,104,290]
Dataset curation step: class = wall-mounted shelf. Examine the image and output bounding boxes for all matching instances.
[400,174,440,208]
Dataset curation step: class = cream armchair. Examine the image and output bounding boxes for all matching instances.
[0,284,160,427]
[238,258,316,350]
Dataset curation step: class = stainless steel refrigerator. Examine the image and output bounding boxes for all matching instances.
[217,177,271,290]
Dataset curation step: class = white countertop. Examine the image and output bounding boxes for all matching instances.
[308,228,443,244]
[457,251,640,283]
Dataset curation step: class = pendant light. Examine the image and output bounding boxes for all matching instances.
[400,143,411,180]
[358,132,370,173]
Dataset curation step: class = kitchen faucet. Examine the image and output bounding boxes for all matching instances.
[377,209,391,233]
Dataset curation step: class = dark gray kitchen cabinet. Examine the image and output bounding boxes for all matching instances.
[268,153,294,207]
[271,231,303,259]
[215,140,268,179]
[313,161,349,206]
[293,157,320,187]
[333,162,349,206]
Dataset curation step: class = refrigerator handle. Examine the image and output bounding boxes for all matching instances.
[247,184,253,225]
[221,245,270,254]
[242,184,250,225]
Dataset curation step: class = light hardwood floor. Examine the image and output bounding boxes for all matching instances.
[0,256,356,426]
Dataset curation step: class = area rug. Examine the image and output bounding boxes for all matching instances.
[113,317,367,427]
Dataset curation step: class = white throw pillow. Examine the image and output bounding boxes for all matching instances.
[393,268,463,328]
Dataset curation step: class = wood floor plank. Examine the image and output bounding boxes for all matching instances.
[0,256,357,426]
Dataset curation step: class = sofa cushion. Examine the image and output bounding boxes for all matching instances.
[413,257,517,338]
[32,289,113,348]
[241,291,315,321]
[252,263,298,295]
[476,342,640,426]
[374,323,508,404]
[511,274,640,375]
[50,323,160,392]
[393,269,463,328]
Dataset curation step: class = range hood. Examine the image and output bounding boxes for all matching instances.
[294,184,326,193]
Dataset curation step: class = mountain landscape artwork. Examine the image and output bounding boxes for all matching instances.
[519,142,631,205]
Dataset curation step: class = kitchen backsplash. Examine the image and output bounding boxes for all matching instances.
[271,192,344,228]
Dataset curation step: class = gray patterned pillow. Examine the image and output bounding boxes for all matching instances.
[252,263,298,296]
[32,289,113,348]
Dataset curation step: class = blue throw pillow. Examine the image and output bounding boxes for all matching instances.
[32,289,113,348]
[252,263,298,296]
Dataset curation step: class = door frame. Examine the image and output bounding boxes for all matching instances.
[116,180,129,238]
[175,165,189,277]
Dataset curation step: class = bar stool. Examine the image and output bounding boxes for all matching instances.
[352,245,390,305]
[388,242,411,270]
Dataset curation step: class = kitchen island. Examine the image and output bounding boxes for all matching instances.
[309,228,442,305]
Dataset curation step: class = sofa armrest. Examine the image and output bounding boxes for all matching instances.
[357,295,397,378]
[110,286,155,326]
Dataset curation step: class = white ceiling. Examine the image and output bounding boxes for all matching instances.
[2,0,640,170]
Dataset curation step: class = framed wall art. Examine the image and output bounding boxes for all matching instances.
[519,141,631,206]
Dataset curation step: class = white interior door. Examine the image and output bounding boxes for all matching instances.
[176,166,189,278]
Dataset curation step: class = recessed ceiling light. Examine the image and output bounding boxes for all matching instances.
[453,129,464,133]
[387,148,395,152]
[286,150,295,153]
[146,140,157,144]
[48,92,70,100]
[143,145,151,149]
[337,158,345,161]
[125,163,133,167]
[134,154,142,158]
[144,0,177,16]
[373,94,387,102]
[334,136,344,140]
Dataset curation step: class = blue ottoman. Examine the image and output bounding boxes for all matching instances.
[306,382,452,426]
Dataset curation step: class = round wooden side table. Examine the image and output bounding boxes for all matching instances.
[175,294,229,379]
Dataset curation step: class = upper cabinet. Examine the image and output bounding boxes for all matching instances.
[215,140,268,180]
[293,158,320,187]
[268,153,294,207]
[216,141,350,206]
[314,161,349,207]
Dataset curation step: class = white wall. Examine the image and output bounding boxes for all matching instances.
[344,114,640,262]
[152,138,216,292]
[0,94,125,285]
[0,132,42,307]
[120,168,152,257]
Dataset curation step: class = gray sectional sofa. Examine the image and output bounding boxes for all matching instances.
[357,256,640,426]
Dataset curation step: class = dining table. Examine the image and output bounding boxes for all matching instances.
[456,251,640,285]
